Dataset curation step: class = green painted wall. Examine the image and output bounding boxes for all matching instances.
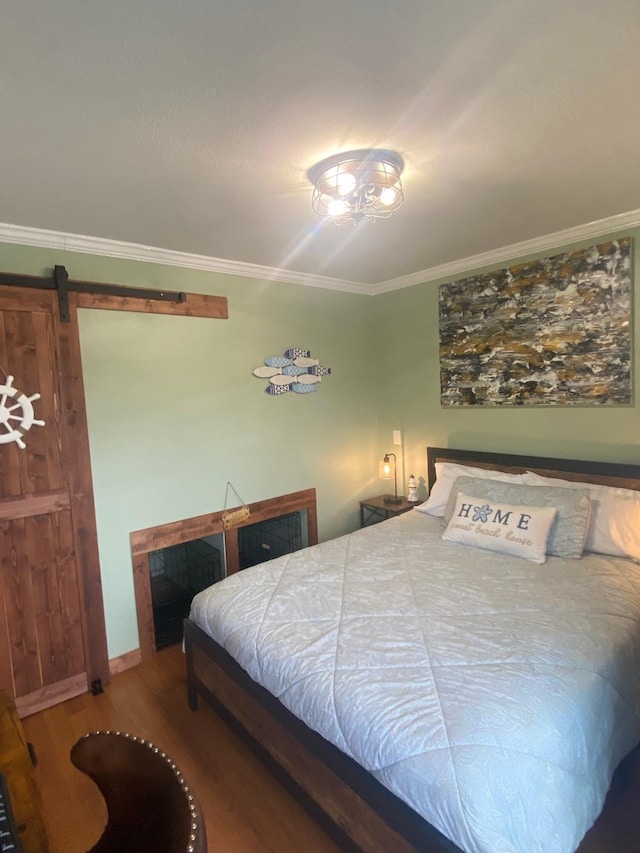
[0,244,379,658]
[372,228,640,504]
[2,225,639,660]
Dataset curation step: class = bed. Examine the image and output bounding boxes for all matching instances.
[184,447,640,852]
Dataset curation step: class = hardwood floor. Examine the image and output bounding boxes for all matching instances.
[21,645,340,853]
[21,644,640,853]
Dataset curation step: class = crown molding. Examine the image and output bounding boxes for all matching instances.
[1,207,639,297]
[0,222,370,295]
[372,207,640,294]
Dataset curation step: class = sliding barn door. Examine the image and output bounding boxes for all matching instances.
[0,285,108,716]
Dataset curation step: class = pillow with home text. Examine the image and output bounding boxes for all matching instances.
[442,492,557,564]
[443,476,591,558]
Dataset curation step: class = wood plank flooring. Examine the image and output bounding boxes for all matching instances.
[21,644,640,852]
[21,645,339,853]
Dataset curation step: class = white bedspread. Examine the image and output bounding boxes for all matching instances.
[189,510,640,853]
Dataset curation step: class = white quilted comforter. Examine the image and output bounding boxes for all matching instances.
[189,510,640,853]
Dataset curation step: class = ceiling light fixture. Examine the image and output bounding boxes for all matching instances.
[307,149,404,225]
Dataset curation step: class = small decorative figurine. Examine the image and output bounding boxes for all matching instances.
[407,474,420,503]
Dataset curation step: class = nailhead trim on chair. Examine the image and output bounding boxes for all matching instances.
[79,731,201,853]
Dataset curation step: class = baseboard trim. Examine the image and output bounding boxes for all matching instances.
[16,674,89,718]
[109,648,142,675]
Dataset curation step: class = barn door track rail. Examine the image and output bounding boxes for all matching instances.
[0,266,228,321]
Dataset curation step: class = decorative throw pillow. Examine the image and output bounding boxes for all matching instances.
[414,462,527,518]
[524,471,640,560]
[443,477,591,559]
[442,491,557,564]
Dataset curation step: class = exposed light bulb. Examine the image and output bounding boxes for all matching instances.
[328,198,348,217]
[380,187,397,206]
[382,461,392,476]
[336,172,356,196]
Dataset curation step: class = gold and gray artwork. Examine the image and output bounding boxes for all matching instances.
[438,238,632,406]
[253,348,332,395]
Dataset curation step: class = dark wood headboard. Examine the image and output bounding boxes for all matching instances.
[427,447,640,493]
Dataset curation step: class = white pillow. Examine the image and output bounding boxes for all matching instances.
[415,462,527,518]
[524,471,640,560]
[442,491,557,564]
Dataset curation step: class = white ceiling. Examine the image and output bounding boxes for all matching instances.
[2,0,640,289]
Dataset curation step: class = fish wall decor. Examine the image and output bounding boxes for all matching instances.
[253,349,332,396]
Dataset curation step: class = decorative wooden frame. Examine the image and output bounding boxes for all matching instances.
[184,447,640,852]
[130,489,317,661]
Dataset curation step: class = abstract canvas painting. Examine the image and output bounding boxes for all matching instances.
[439,238,632,406]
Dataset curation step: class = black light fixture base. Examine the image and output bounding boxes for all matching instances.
[384,495,403,505]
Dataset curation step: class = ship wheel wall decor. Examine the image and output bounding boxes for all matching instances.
[0,374,45,449]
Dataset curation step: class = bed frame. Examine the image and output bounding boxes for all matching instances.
[184,446,640,852]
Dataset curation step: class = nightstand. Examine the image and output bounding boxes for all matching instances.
[359,495,415,527]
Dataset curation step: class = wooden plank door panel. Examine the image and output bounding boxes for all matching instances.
[0,286,108,716]
[55,293,109,697]
[30,510,86,681]
[0,306,63,492]
[0,516,41,696]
